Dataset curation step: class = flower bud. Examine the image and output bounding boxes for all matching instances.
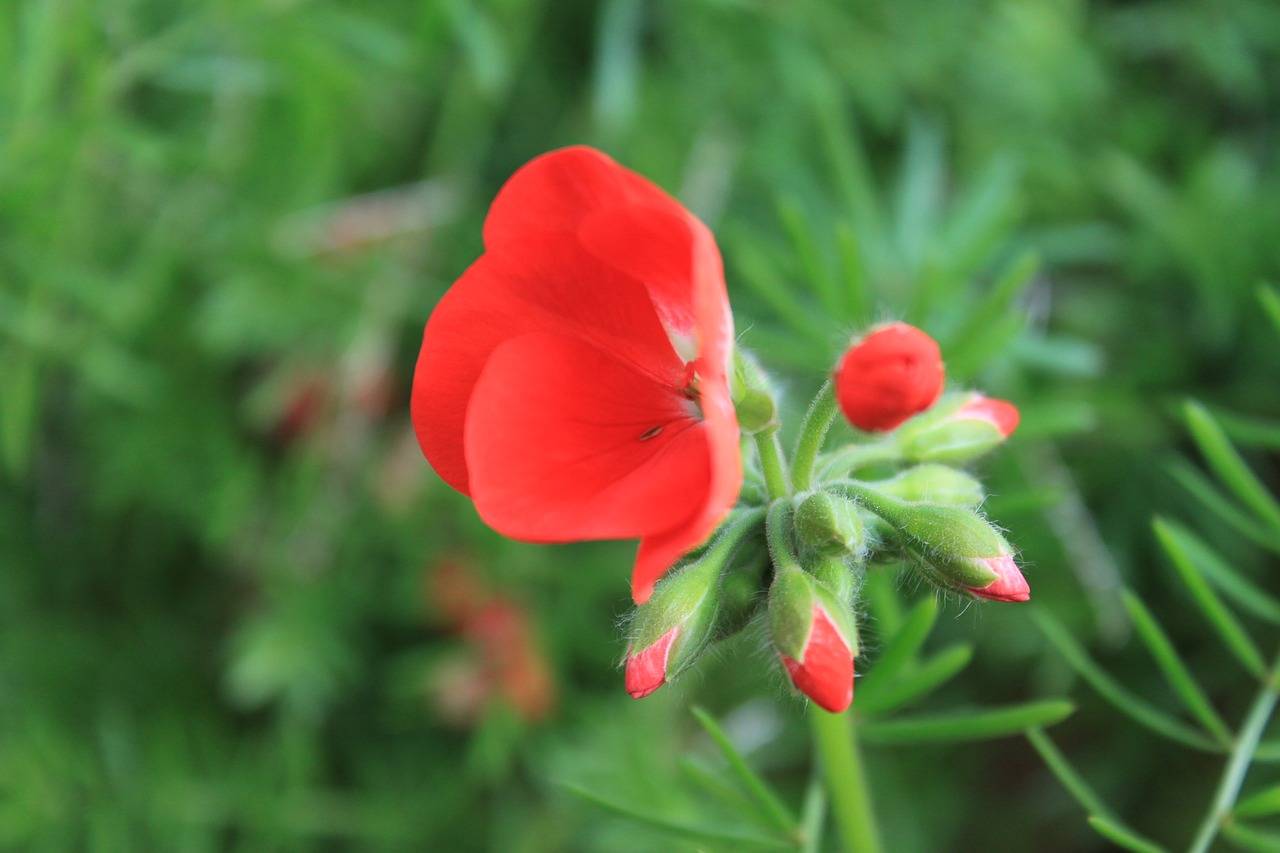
[834,322,944,432]
[918,548,1030,603]
[874,464,985,508]
[624,555,722,699]
[768,567,858,713]
[794,491,867,558]
[841,483,1004,558]
[897,393,1019,464]
[731,349,778,434]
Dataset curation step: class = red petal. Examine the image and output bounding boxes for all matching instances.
[483,147,684,251]
[626,626,680,699]
[966,554,1030,602]
[411,236,681,494]
[958,396,1020,438]
[781,606,853,713]
[464,332,711,542]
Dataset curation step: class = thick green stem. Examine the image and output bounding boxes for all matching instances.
[756,428,792,501]
[810,709,883,853]
[1187,653,1280,853]
[819,442,902,479]
[793,380,840,492]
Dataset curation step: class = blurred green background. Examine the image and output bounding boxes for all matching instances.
[3,0,1279,850]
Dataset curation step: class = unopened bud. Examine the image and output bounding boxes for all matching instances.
[731,349,778,434]
[794,491,867,557]
[834,322,944,432]
[768,567,858,713]
[875,464,985,508]
[840,484,1004,559]
[917,548,1030,603]
[624,556,721,699]
[897,393,1019,464]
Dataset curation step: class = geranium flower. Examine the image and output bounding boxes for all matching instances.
[412,147,742,604]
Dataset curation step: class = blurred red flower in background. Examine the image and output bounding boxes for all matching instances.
[412,147,741,604]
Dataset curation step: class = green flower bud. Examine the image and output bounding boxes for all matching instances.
[875,464,985,508]
[838,482,1005,560]
[896,393,1020,464]
[731,349,778,434]
[794,491,867,557]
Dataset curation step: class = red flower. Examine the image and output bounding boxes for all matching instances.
[834,323,944,432]
[780,603,854,713]
[411,147,742,604]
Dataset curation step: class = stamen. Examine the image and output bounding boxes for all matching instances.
[638,426,663,441]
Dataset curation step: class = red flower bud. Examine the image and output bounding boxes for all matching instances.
[963,553,1030,602]
[834,323,944,432]
[625,626,680,699]
[780,604,854,713]
[955,395,1019,438]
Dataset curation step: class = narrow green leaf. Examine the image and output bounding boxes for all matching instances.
[1154,517,1267,679]
[778,198,840,316]
[858,598,938,694]
[1222,821,1280,852]
[1185,401,1280,532]
[834,222,870,324]
[1087,816,1169,853]
[1215,409,1280,451]
[560,784,796,850]
[856,644,973,717]
[945,251,1038,361]
[1026,729,1117,822]
[1236,785,1280,820]
[858,700,1073,744]
[1034,611,1222,752]
[732,238,831,341]
[1157,519,1280,625]
[1253,740,1280,763]
[799,777,826,853]
[677,758,756,822]
[1121,590,1232,744]
[691,707,796,834]
[1168,461,1280,555]
[1260,284,1280,337]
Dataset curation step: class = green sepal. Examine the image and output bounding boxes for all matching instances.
[794,491,867,557]
[731,349,778,435]
[896,394,1003,464]
[875,464,985,508]
[915,549,1001,590]
[844,483,1005,558]
[629,555,722,678]
[811,579,859,657]
[767,567,816,661]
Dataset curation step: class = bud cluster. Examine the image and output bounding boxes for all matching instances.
[623,323,1028,713]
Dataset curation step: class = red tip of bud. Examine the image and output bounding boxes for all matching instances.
[956,395,1020,438]
[966,554,1030,602]
[625,626,680,699]
[780,607,854,713]
[834,323,944,432]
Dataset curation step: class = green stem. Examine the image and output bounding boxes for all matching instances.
[819,442,902,479]
[793,380,840,492]
[810,709,883,853]
[1187,653,1280,853]
[756,428,792,501]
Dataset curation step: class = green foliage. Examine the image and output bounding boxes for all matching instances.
[3,0,1280,849]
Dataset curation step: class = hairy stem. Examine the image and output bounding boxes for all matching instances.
[793,380,839,492]
[756,428,792,501]
[810,709,883,853]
